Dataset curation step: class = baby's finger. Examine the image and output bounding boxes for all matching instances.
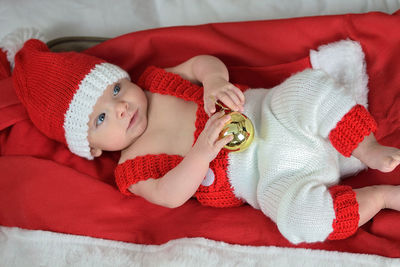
[229,87,245,112]
[218,92,241,112]
[231,86,245,104]
[215,134,233,150]
[203,111,229,138]
[204,97,217,116]
[209,113,231,141]
[205,110,225,127]
[226,90,243,109]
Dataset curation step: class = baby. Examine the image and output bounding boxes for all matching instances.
[5,35,400,244]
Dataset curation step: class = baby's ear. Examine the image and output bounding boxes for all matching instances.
[90,147,103,157]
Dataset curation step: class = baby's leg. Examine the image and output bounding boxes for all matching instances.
[329,104,400,172]
[355,185,400,226]
[352,133,400,173]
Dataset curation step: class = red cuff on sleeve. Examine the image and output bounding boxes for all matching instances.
[329,104,377,157]
[328,185,359,240]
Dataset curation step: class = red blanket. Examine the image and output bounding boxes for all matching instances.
[1,10,400,257]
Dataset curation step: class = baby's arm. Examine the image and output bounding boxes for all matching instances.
[129,111,233,208]
[166,55,245,116]
[165,55,229,84]
[127,56,238,208]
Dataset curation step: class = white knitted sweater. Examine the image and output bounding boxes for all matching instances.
[227,39,369,244]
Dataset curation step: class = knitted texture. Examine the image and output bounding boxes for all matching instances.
[12,39,129,159]
[138,66,204,104]
[327,185,359,240]
[115,154,183,195]
[115,66,244,208]
[228,69,367,244]
[329,104,377,157]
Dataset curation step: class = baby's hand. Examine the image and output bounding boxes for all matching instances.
[203,75,245,116]
[192,111,233,162]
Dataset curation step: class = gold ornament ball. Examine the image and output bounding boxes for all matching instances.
[220,111,254,152]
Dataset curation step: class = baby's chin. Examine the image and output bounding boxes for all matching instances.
[131,117,148,139]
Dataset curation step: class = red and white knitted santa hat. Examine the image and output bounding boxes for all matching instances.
[1,28,129,159]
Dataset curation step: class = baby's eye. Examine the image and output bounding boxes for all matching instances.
[96,113,106,126]
[113,84,121,96]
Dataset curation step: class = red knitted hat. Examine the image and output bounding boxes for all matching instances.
[8,35,129,159]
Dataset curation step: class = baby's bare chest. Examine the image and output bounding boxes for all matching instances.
[122,93,198,160]
[151,94,198,143]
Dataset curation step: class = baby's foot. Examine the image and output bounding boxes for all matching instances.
[365,145,400,172]
[353,134,400,173]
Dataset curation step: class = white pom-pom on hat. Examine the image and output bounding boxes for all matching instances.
[0,27,45,70]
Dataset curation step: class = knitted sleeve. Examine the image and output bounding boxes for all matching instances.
[137,66,204,103]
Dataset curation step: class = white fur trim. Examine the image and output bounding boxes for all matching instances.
[0,27,45,70]
[310,39,369,107]
[1,226,399,267]
[64,63,129,160]
[310,39,369,174]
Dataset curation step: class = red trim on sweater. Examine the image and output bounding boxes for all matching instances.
[327,185,359,240]
[329,104,377,157]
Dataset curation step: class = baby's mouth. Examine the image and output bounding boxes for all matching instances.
[127,110,138,130]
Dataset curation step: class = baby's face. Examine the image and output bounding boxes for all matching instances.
[87,78,148,157]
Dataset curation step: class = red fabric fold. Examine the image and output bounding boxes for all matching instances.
[0,77,28,131]
[0,49,11,80]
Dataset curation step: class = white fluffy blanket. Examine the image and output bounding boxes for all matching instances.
[1,226,399,267]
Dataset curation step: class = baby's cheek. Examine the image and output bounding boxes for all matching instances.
[90,129,127,152]
[105,137,129,151]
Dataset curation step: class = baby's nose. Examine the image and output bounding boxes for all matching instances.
[116,101,129,118]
